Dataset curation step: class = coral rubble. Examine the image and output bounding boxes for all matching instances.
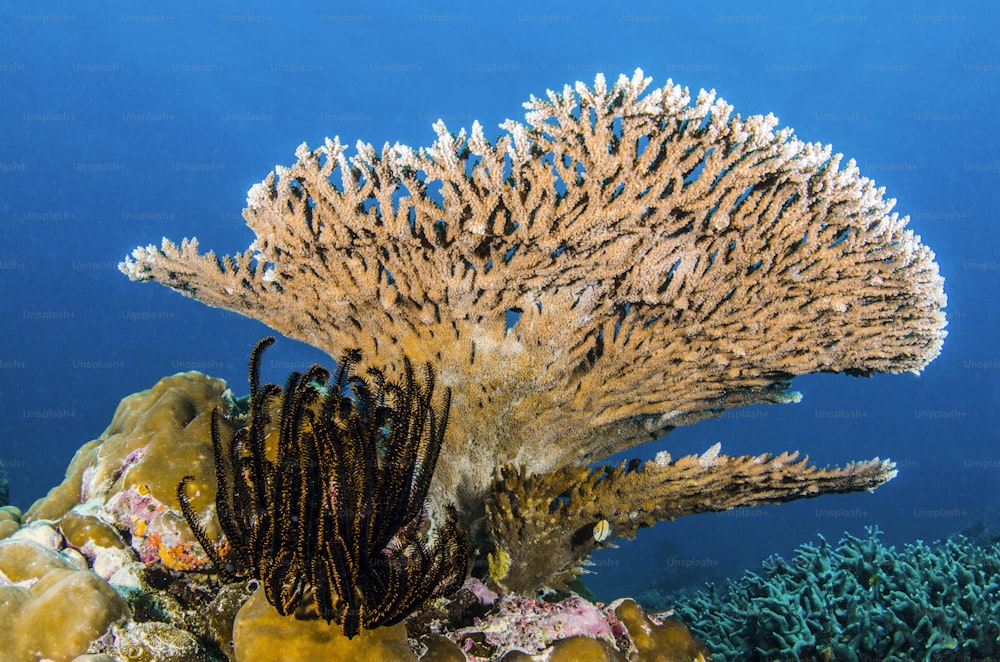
[414,583,710,661]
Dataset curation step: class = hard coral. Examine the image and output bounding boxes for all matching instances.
[232,587,417,662]
[0,538,129,662]
[613,598,709,662]
[0,506,20,540]
[25,370,233,566]
[488,450,895,592]
[122,70,946,591]
[661,527,1000,660]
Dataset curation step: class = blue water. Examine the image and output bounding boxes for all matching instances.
[1,1,997,601]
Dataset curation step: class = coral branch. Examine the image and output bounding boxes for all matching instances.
[488,447,896,592]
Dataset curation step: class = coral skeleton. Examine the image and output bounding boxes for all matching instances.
[123,70,946,589]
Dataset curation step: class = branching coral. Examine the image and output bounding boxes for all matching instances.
[123,70,946,590]
[488,446,896,592]
[177,337,467,638]
[656,527,1000,660]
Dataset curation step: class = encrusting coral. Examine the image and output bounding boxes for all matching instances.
[178,336,467,638]
[120,70,945,589]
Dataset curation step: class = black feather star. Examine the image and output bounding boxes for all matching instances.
[178,336,467,638]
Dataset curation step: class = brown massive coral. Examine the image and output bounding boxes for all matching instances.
[120,70,946,590]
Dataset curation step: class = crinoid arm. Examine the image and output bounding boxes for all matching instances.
[176,338,468,637]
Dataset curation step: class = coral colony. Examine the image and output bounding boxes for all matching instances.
[120,69,943,593]
[0,71,949,660]
[661,528,1000,659]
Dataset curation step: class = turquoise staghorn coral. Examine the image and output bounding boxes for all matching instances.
[644,527,1000,661]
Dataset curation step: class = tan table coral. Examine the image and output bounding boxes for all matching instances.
[120,70,946,590]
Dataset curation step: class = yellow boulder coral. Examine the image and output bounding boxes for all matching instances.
[0,506,21,540]
[0,538,129,662]
[232,587,417,661]
[25,372,234,571]
[614,598,709,662]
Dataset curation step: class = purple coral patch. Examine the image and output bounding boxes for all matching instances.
[453,592,615,657]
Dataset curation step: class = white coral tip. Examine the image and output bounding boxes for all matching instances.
[698,442,722,467]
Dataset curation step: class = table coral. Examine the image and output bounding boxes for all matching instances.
[488,449,895,592]
[6,66,960,658]
[120,70,946,590]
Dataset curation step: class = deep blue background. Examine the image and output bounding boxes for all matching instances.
[1,1,996,599]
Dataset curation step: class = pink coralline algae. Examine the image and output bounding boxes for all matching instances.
[104,483,210,571]
[452,591,618,657]
[463,578,499,607]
